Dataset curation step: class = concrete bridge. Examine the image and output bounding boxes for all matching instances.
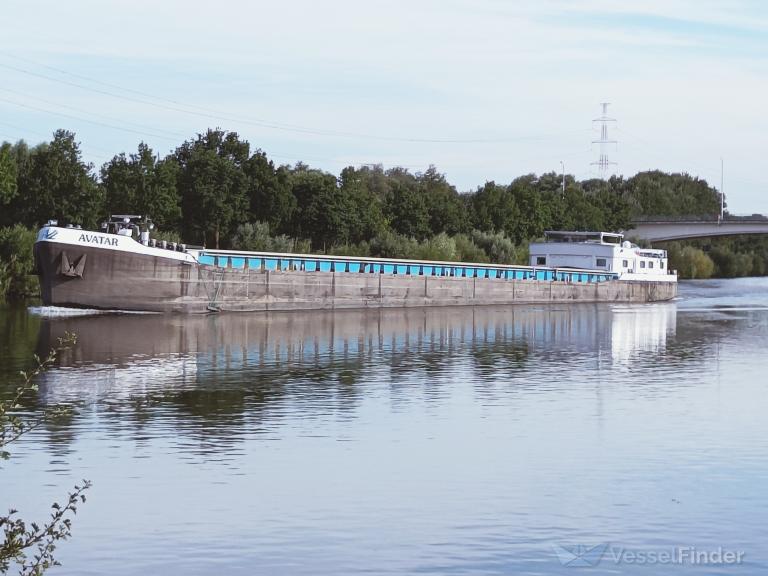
[625,219,768,242]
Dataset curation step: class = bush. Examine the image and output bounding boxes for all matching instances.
[417,233,457,261]
[709,247,753,278]
[231,222,309,254]
[231,222,272,251]
[328,242,371,257]
[0,225,39,301]
[750,253,766,276]
[453,234,489,263]
[671,246,715,279]
[470,230,526,264]
[369,230,419,259]
[151,229,182,244]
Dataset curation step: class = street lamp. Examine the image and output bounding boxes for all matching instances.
[560,161,565,197]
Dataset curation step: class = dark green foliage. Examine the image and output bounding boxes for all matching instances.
[175,129,250,248]
[384,179,431,240]
[337,167,386,243]
[470,181,521,238]
[709,247,755,278]
[289,168,349,248]
[150,229,182,245]
[0,225,39,301]
[101,143,181,231]
[623,170,721,218]
[0,142,18,212]
[12,131,103,229]
[420,165,468,235]
[244,152,295,234]
[507,175,546,242]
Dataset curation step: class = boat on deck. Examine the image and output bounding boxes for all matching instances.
[34,216,677,313]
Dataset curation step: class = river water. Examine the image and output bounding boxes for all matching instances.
[1,279,767,575]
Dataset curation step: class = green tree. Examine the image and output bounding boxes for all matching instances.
[0,142,18,212]
[470,181,520,236]
[101,143,181,232]
[384,179,431,240]
[583,176,633,231]
[292,166,383,249]
[175,130,250,248]
[419,165,468,235]
[15,131,103,229]
[338,166,386,243]
[244,151,295,234]
[624,171,720,217]
[508,175,546,242]
[0,225,39,301]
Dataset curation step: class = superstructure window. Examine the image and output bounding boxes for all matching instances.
[640,261,646,268]
[649,261,654,269]
[622,260,628,268]
[536,256,546,265]
[660,261,665,269]
[596,258,606,267]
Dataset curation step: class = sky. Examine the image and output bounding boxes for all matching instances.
[1,0,767,213]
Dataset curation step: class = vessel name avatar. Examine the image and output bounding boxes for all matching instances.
[78,233,119,246]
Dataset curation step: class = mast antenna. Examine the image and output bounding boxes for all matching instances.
[591,102,618,178]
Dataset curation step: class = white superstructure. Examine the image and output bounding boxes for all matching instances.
[528,231,677,282]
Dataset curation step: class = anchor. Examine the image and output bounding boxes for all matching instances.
[59,251,87,278]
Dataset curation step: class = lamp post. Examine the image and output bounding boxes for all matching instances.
[560,161,565,197]
[720,157,725,222]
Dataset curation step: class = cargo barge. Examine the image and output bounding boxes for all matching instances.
[34,216,677,313]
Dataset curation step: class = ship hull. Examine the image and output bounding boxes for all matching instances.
[35,240,678,313]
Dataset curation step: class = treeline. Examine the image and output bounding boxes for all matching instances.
[667,237,768,280]
[0,127,740,299]
[1,128,723,246]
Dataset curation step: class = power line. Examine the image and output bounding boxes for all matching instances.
[0,87,188,140]
[0,96,182,141]
[0,56,590,145]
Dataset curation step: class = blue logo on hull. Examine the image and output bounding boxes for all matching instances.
[45,229,58,240]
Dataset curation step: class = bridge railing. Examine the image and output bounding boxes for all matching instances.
[632,213,768,223]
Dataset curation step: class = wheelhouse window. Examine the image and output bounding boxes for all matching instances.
[536,256,546,265]
[596,258,607,267]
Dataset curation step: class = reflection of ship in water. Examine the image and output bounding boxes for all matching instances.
[37,303,678,405]
[609,304,677,362]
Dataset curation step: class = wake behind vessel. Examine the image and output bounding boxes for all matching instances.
[34,215,677,313]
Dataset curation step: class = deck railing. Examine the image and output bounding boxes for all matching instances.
[194,250,618,284]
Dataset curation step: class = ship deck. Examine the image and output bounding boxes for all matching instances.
[193,249,621,284]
